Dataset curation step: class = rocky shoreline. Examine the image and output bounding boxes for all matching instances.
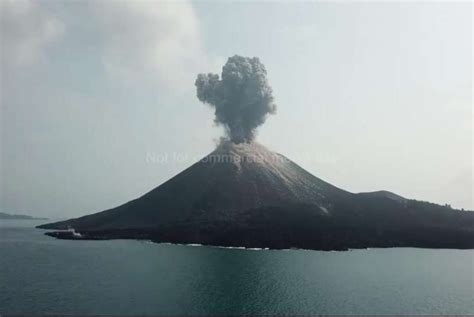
[41,222,474,251]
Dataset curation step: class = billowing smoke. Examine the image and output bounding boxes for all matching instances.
[195,55,276,143]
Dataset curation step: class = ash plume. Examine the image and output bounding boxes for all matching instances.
[195,55,276,143]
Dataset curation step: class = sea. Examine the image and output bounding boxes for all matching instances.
[1,219,473,315]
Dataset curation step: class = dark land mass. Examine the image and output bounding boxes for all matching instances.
[1,212,48,220]
[38,142,474,251]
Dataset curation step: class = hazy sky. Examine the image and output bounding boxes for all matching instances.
[1,0,472,218]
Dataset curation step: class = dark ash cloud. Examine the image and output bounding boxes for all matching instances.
[195,55,276,143]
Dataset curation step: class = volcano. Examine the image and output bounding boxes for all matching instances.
[38,141,474,250]
[38,55,474,250]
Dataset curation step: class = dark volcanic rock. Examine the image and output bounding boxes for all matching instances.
[38,142,474,250]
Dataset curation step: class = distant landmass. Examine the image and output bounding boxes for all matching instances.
[38,142,474,251]
[1,212,48,220]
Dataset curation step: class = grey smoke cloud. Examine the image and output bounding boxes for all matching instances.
[195,55,276,143]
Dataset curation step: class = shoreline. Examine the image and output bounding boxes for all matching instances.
[41,228,474,252]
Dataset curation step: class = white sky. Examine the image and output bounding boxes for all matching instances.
[1,0,472,218]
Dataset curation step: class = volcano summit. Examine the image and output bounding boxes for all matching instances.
[39,56,474,250]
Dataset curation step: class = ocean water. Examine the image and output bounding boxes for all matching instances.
[1,220,473,315]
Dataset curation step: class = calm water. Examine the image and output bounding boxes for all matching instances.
[1,220,473,315]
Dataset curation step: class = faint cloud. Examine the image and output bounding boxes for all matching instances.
[1,0,64,67]
[90,0,217,89]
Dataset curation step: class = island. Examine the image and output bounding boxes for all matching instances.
[1,212,48,220]
[36,56,474,251]
[38,141,474,251]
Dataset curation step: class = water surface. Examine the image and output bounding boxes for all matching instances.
[1,220,473,314]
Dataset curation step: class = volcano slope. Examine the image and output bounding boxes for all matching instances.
[38,142,474,250]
